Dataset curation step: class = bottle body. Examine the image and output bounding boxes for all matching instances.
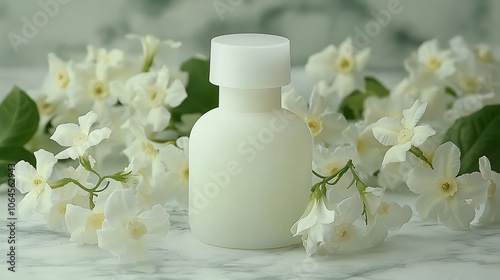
[189,88,312,249]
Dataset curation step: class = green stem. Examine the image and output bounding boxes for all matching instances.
[140,56,154,72]
[409,145,433,169]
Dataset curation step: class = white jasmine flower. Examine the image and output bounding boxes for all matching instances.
[291,195,335,257]
[313,144,360,177]
[341,123,386,175]
[450,55,489,95]
[50,111,112,160]
[65,190,116,245]
[306,38,370,98]
[41,53,75,102]
[282,88,348,145]
[85,45,128,70]
[127,34,162,65]
[128,66,188,132]
[450,36,497,65]
[155,137,189,206]
[97,189,170,262]
[126,33,182,54]
[474,43,496,64]
[119,162,143,190]
[14,149,57,217]
[67,64,119,116]
[404,39,456,86]
[47,195,88,231]
[407,142,489,230]
[372,100,436,167]
[373,201,412,231]
[47,163,95,230]
[326,196,365,253]
[123,124,166,171]
[126,34,181,71]
[478,156,500,225]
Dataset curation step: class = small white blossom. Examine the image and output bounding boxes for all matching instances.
[341,123,386,175]
[283,88,348,145]
[372,100,436,167]
[407,142,489,230]
[313,144,360,181]
[47,195,88,231]
[41,53,75,102]
[123,124,166,171]
[305,37,370,98]
[14,149,57,217]
[47,163,95,230]
[291,195,335,257]
[126,34,181,61]
[155,137,189,206]
[50,111,112,159]
[65,189,116,245]
[97,189,170,262]
[127,66,187,132]
[373,201,412,231]
[326,196,366,253]
[404,39,456,86]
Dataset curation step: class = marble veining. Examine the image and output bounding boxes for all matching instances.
[1,192,500,280]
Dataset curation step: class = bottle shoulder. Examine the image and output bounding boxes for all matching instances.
[191,107,311,142]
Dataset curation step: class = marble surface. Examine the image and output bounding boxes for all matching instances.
[1,70,500,280]
[1,192,500,280]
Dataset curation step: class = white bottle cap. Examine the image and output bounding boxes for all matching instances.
[209,33,291,89]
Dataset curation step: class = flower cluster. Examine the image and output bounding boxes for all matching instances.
[11,34,500,261]
[15,35,193,262]
[288,36,500,256]
[15,110,180,262]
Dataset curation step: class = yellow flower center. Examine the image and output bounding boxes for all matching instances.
[324,162,340,176]
[476,48,493,63]
[73,133,88,146]
[333,223,355,242]
[397,127,414,144]
[87,212,105,229]
[438,178,457,197]
[304,115,323,137]
[459,76,478,94]
[335,56,354,74]
[426,57,442,71]
[56,72,69,89]
[149,90,165,107]
[58,204,67,215]
[33,178,43,186]
[141,142,158,157]
[377,202,390,215]
[38,101,57,116]
[128,220,148,240]
[91,80,108,100]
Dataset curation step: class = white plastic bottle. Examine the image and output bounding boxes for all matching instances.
[189,33,312,249]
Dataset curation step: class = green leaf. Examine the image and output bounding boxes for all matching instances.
[339,77,389,120]
[0,86,39,146]
[443,104,500,174]
[0,146,36,184]
[170,58,218,117]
